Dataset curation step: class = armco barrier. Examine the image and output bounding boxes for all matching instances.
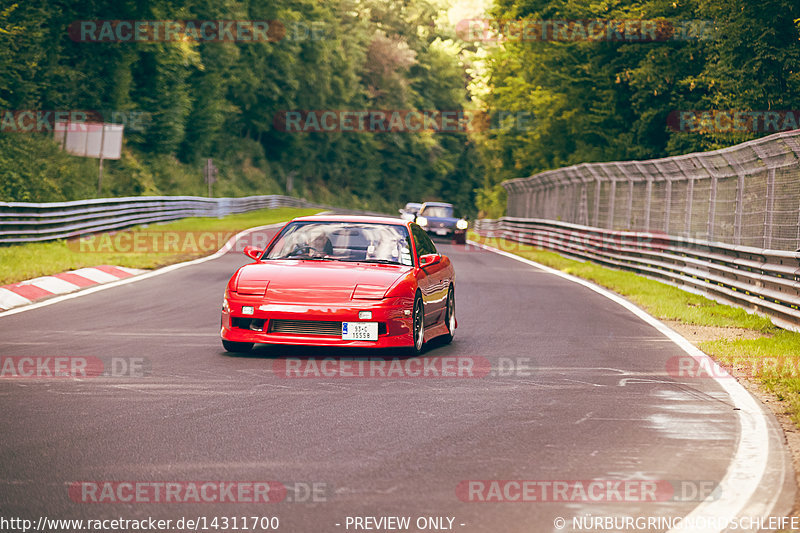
[474,217,800,330]
[0,195,319,244]
[501,129,800,252]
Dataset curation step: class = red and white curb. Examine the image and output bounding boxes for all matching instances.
[0,266,145,311]
[0,222,288,317]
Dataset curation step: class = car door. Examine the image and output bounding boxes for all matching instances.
[410,223,450,325]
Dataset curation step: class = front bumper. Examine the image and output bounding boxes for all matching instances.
[221,295,415,348]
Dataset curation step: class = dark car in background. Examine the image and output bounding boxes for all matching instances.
[415,202,468,244]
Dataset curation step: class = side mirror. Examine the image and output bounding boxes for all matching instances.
[419,253,441,267]
[243,246,263,261]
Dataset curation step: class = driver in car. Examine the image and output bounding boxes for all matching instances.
[307,231,333,257]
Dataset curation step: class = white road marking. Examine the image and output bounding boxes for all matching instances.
[469,239,779,533]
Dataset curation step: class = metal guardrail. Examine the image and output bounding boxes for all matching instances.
[474,217,800,329]
[501,129,800,252]
[0,195,319,244]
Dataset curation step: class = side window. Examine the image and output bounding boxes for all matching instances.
[420,231,438,256]
[410,223,437,258]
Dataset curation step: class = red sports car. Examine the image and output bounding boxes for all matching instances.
[221,215,456,354]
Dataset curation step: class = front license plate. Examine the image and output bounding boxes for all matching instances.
[434,229,448,235]
[342,322,378,341]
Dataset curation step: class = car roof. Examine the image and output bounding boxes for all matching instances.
[291,214,409,226]
[421,202,453,207]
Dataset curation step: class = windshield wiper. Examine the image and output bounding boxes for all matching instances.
[353,259,402,265]
[271,255,344,261]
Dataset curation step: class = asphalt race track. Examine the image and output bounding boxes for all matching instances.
[0,228,794,532]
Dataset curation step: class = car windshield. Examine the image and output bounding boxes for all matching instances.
[265,221,414,266]
[420,205,454,218]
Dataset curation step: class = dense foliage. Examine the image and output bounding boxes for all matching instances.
[475,0,800,216]
[0,0,483,215]
[2,1,798,218]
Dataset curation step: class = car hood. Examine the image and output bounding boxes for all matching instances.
[234,260,411,303]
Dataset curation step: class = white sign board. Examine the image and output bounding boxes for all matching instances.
[100,124,124,159]
[54,122,124,159]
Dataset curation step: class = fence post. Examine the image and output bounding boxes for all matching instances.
[627,179,634,230]
[552,182,561,221]
[644,178,652,231]
[585,165,603,227]
[593,177,601,227]
[684,178,694,239]
[607,179,616,229]
[734,171,744,245]
[579,182,588,225]
[764,168,775,249]
[664,178,672,234]
[708,176,717,241]
[536,188,543,219]
[525,183,533,218]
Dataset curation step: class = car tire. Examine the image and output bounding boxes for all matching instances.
[442,286,455,344]
[408,293,425,355]
[454,232,466,244]
[222,340,253,353]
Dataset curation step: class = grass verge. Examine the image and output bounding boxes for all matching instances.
[0,207,320,285]
[470,231,800,425]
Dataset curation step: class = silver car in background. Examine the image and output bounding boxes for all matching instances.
[399,202,423,221]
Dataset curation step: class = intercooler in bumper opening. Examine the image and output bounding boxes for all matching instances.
[268,319,342,336]
[265,319,389,336]
[230,317,390,336]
